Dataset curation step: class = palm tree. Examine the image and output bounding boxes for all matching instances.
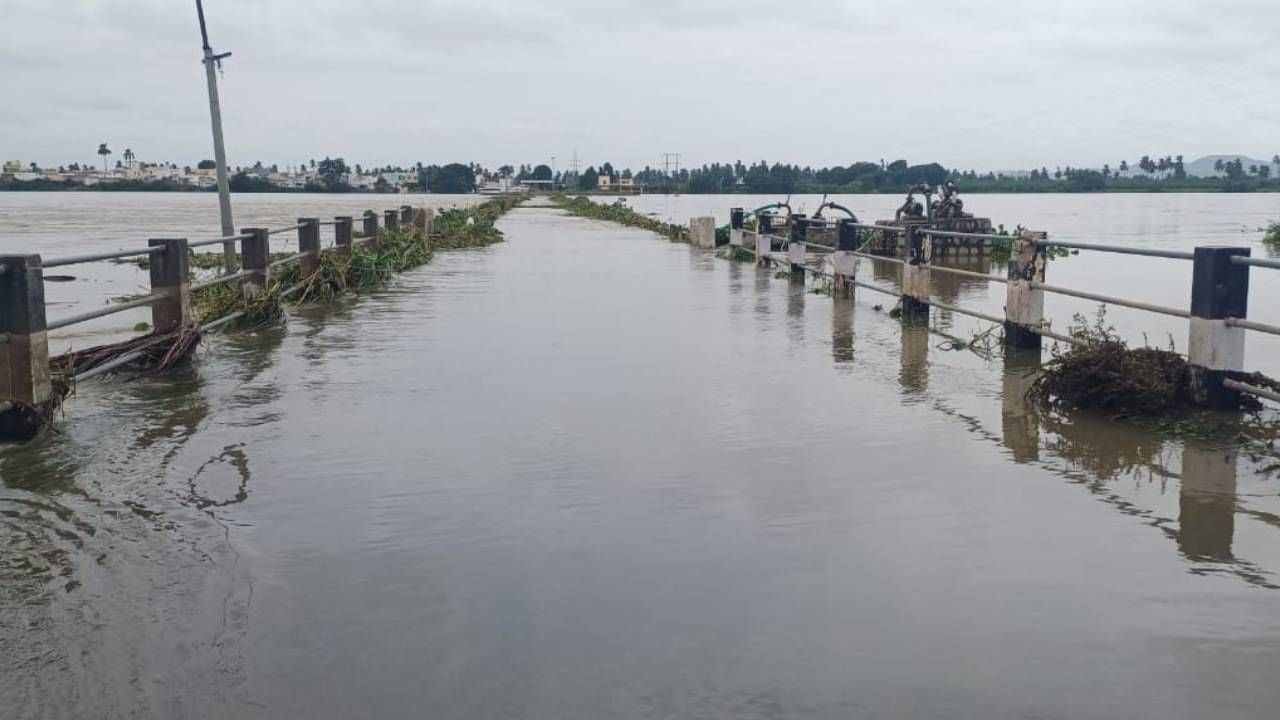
[123,147,135,164]
[1273,154,1280,167]
[1214,158,1225,174]
[97,143,112,173]
[1119,160,1129,174]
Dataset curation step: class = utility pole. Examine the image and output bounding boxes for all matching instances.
[196,0,237,272]
[662,153,681,193]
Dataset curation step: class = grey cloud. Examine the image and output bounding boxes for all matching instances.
[1,0,1276,172]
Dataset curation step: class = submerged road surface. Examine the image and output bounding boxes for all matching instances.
[3,204,1280,719]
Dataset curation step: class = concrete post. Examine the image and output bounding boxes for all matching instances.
[362,211,380,251]
[832,219,859,295]
[756,214,774,266]
[0,255,52,430]
[729,208,744,247]
[384,209,400,233]
[420,207,435,236]
[900,226,931,321]
[147,238,193,333]
[297,218,321,278]
[689,216,715,248]
[788,215,807,276]
[1005,230,1047,349]
[334,216,353,259]
[240,228,270,299]
[400,205,413,225]
[1188,246,1249,409]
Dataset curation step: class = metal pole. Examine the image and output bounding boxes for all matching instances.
[197,0,237,273]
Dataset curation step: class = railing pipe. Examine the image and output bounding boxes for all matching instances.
[1036,238,1193,261]
[189,232,253,249]
[43,246,163,269]
[189,269,254,293]
[1031,281,1190,318]
[46,293,164,331]
[1232,255,1280,271]
[1223,378,1280,404]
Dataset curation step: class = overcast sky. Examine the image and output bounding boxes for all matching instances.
[2,0,1276,172]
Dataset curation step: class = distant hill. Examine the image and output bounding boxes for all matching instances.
[1184,154,1277,178]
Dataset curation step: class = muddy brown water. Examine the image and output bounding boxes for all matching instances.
[2,195,1280,719]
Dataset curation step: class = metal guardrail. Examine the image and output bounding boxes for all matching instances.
[1031,281,1190,318]
[929,265,1008,284]
[199,310,246,333]
[43,246,164,268]
[921,229,1014,243]
[1226,317,1280,337]
[1037,238,1194,261]
[1224,379,1280,404]
[189,232,252,248]
[1234,255,1280,271]
[849,223,908,234]
[268,251,310,269]
[268,222,308,236]
[851,250,904,266]
[189,269,254,293]
[47,293,164,331]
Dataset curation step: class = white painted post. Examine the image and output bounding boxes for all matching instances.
[899,227,931,320]
[832,219,859,295]
[729,208,744,247]
[788,215,808,276]
[1188,246,1249,408]
[1005,230,1047,349]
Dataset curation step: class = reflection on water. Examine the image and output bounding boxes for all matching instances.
[3,204,1280,719]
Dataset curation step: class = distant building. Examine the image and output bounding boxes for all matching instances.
[597,174,612,191]
[379,172,415,189]
[2,160,23,175]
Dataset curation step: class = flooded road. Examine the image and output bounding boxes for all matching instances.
[3,201,1280,719]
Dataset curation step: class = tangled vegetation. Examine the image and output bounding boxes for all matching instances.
[1029,308,1194,415]
[552,195,689,242]
[53,197,521,388]
[1264,221,1280,251]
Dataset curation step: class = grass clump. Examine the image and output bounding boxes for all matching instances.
[552,195,689,242]
[1263,221,1280,252]
[1029,308,1191,415]
[716,245,756,263]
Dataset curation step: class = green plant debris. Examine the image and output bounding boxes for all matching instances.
[53,198,522,391]
[987,224,1075,263]
[1263,221,1280,251]
[551,195,689,242]
[1029,308,1193,415]
[715,245,756,263]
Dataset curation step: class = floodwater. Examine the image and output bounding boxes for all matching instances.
[2,194,1280,719]
[613,192,1280,378]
